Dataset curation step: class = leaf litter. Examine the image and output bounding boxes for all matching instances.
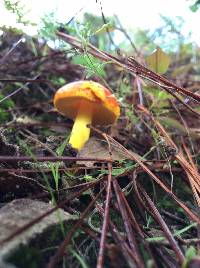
[0,27,200,268]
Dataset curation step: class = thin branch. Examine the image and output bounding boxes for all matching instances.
[140,185,185,264]
[46,188,105,268]
[96,162,113,268]
[57,31,200,105]
[0,156,113,163]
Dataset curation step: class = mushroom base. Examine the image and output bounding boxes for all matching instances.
[69,100,93,150]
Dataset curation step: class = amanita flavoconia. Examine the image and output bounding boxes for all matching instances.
[53,80,120,151]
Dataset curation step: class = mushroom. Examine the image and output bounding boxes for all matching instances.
[53,80,120,151]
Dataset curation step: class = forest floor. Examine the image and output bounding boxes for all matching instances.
[0,30,200,268]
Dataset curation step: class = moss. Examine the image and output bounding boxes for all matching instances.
[0,93,14,123]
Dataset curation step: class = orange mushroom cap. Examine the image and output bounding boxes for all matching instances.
[53,80,120,125]
[53,80,120,150]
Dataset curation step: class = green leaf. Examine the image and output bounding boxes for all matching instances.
[70,249,90,268]
[93,23,115,35]
[190,0,200,12]
[185,246,197,260]
[72,54,106,78]
[146,47,170,74]
[182,246,197,268]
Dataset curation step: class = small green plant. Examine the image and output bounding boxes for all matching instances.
[182,245,197,268]
[48,136,69,191]
[72,54,106,78]
[70,248,90,268]
[4,0,33,25]
[0,93,14,123]
[146,222,197,243]
[39,11,59,41]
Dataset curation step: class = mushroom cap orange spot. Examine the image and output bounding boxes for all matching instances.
[53,81,120,125]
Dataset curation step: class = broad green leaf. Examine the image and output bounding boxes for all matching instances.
[146,47,170,74]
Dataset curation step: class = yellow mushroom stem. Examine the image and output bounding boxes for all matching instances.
[69,100,93,150]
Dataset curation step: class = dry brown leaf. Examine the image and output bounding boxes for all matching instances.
[78,137,141,167]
